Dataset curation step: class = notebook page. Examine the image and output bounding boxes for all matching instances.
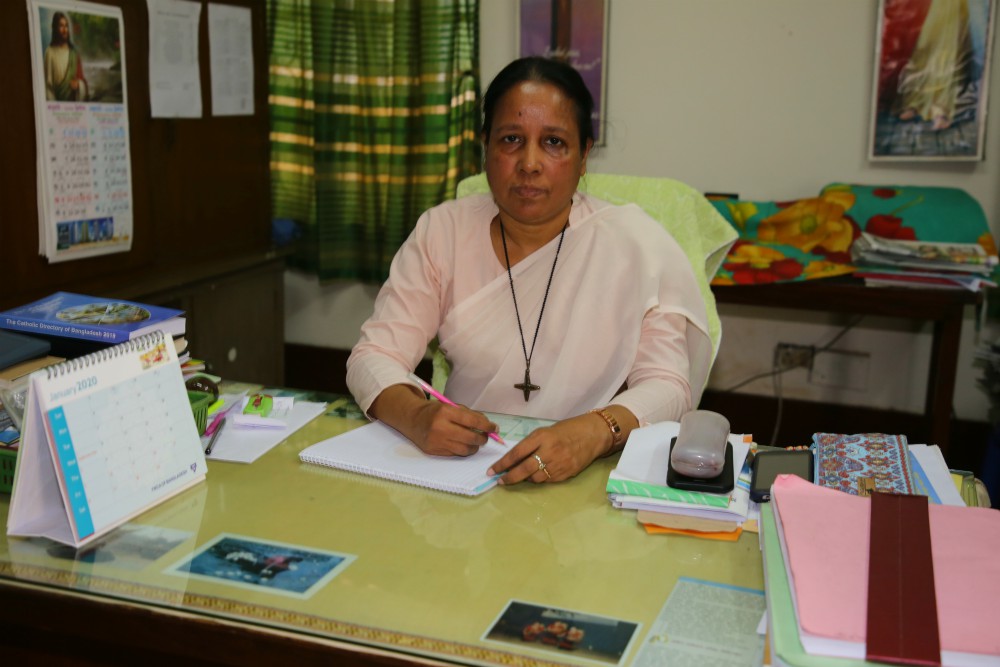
[300,412,554,496]
[300,422,508,496]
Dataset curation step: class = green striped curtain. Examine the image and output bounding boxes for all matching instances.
[267,0,480,282]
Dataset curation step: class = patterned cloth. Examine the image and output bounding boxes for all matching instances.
[813,432,916,496]
[710,183,997,284]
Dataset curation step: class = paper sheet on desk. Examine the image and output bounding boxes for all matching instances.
[632,578,766,667]
[909,444,966,506]
[204,401,327,463]
[607,421,751,521]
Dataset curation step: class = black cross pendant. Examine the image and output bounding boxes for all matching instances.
[514,367,540,402]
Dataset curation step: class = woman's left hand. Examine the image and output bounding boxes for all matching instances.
[486,413,614,485]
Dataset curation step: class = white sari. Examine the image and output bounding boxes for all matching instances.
[347,193,711,423]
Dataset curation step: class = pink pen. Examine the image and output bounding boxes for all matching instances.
[407,373,506,445]
[204,412,226,436]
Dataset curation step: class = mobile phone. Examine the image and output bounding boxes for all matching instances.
[749,449,814,503]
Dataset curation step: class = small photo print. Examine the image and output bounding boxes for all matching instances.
[167,533,355,598]
[484,600,640,666]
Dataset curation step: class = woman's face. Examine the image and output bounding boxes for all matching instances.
[484,80,591,230]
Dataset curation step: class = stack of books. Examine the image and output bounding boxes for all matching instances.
[811,432,975,505]
[851,232,998,291]
[0,292,197,448]
[0,291,188,361]
[0,332,64,458]
[606,421,753,539]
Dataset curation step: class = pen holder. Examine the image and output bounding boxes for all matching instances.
[187,390,213,436]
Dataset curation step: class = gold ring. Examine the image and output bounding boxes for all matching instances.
[533,454,551,479]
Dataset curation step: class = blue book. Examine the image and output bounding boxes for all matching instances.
[0,330,51,369]
[0,292,185,346]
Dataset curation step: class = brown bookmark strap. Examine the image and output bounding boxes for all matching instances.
[866,492,941,667]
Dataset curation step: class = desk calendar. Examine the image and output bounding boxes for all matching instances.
[7,331,206,547]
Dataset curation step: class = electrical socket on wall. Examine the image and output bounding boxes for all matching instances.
[809,349,870,391]
[774,342,814,370]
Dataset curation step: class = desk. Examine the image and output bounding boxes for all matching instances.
[712,280,980,458]
[0,392,764,666]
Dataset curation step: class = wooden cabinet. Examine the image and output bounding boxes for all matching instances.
[127,255,286,386]
[187,261,284,384]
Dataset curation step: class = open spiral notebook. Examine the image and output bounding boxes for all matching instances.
[299,413,552,496]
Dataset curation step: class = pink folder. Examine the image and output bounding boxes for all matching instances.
[771,474,1000,663]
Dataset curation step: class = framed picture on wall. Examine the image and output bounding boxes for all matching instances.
[517,0,610,146]
[869,0,996,161]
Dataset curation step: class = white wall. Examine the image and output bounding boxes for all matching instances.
[286,0,999,422]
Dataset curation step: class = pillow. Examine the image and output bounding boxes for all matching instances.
[711,184,998,285]
[820,183,997,258]
[710,192,858,285]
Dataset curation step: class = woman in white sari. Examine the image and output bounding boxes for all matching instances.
[347,57,710,485]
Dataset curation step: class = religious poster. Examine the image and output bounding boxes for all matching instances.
[869,0,995,160]
[518,0,610,145]
[27,0,134,262]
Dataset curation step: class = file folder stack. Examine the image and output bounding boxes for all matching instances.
[760,475,1000,667]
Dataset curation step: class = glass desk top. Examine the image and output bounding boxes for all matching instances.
[0,390,765,666]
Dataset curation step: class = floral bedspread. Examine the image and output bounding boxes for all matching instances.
[709,183,997,285]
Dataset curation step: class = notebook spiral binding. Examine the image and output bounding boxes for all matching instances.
[44,330,167,378]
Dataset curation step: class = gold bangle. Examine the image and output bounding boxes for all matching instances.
[590,408,623,451]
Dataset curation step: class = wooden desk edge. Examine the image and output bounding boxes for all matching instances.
[711,281,980,318]
[0,578,449,667]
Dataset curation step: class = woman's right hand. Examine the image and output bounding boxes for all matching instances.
[411,401,499,456]
[369,383,498,457]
